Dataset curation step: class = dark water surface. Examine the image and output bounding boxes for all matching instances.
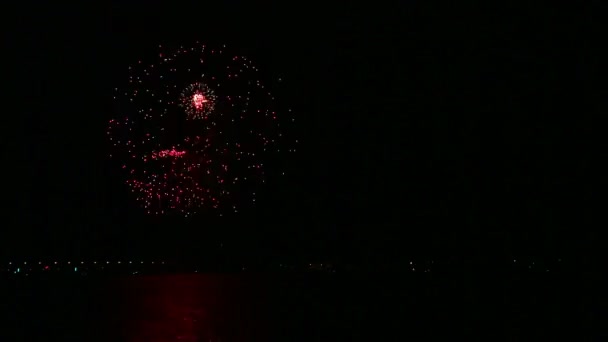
[1,273,599,341]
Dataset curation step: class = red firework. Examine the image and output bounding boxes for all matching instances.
[179,82,217,120]
[108,43,295,216]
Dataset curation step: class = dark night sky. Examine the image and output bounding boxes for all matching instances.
[3,3,603,263]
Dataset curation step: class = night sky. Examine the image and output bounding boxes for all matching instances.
[4,3,602,264]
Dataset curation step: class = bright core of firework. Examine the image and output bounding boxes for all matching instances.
[179,83,217,120]
[192,93,207,110]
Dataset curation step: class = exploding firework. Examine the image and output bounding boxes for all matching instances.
[179,82,217,120]
[108,43,295,216]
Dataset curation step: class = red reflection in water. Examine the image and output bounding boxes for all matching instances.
[116,275,266,342]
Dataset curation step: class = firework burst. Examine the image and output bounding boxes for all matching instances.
[108,43,295,216]
[179,82,217,120]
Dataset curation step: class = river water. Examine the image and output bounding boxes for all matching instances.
[0,273,597,341]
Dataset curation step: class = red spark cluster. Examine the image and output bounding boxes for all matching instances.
[192,94,206,109]
[108,43,295,216]
[153,149,187,159]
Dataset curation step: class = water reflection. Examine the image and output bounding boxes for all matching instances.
[117,275,263,342]
[2,273,575,340]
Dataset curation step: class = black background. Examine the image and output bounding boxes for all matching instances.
[3,2,603,265]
